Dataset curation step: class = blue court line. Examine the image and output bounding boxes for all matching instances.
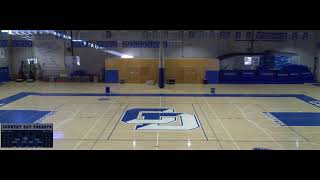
[1,92,320,126]
[1,92,320,109]
[0,92,29,106]
[35,92,303,98]
[32,92,320,109]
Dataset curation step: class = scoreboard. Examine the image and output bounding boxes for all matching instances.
[1,124,53,148]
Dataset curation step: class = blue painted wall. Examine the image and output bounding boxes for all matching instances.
[205,71,219,84]
[105,70,119,83]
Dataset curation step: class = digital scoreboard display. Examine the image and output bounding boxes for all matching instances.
[1,124,53,148]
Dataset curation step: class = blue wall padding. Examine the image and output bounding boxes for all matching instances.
[205,71,219,84]
[105,70,119,83]
[5,67,9,81]
[258,71,275,81]
[159,68,165,88]
[240,70,256,80]
[269,112,320,126]
[0,67,9,82]
[0,67,3,82]
[241,70,256,76]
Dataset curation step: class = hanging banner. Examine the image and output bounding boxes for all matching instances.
[34,39,65,70]
[0,49,8,67]
[0,49,4,58]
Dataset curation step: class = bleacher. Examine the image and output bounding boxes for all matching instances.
[220,64,315,84]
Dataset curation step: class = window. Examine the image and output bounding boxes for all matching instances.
[106,31,112,39]
[292,32,298,40]
[244,57,252,66]
[302,32,308,40]
[246,32,252,40]
[27,58,37,64]
[75,56,80,66]
[253,57,260,65]
[235,32,241,40]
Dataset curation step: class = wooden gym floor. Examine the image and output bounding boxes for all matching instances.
[1,82,320,150]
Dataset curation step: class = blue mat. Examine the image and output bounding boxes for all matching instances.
[0,110,52,123]
[267,112,320,126]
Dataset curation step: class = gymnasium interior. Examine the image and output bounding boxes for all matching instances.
[0,30,320,150]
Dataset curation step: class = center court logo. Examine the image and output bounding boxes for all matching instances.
[120,108,201,131]
[309,101,320,107]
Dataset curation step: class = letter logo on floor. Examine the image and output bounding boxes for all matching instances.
[120,108,200,131]
[309,101,320,107]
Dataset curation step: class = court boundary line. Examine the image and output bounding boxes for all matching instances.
[258,103,311,142]
[196,103,224,149]
[1,92,320,126]
[191,104,209,141]
[90,103,126,149]
[2,92,320,149]
[233,103,284,149]
[52,138,306,143]
[202,97,241,150]
[106,104,129,140]
[73,102,114,150]
[1,92,320,107]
